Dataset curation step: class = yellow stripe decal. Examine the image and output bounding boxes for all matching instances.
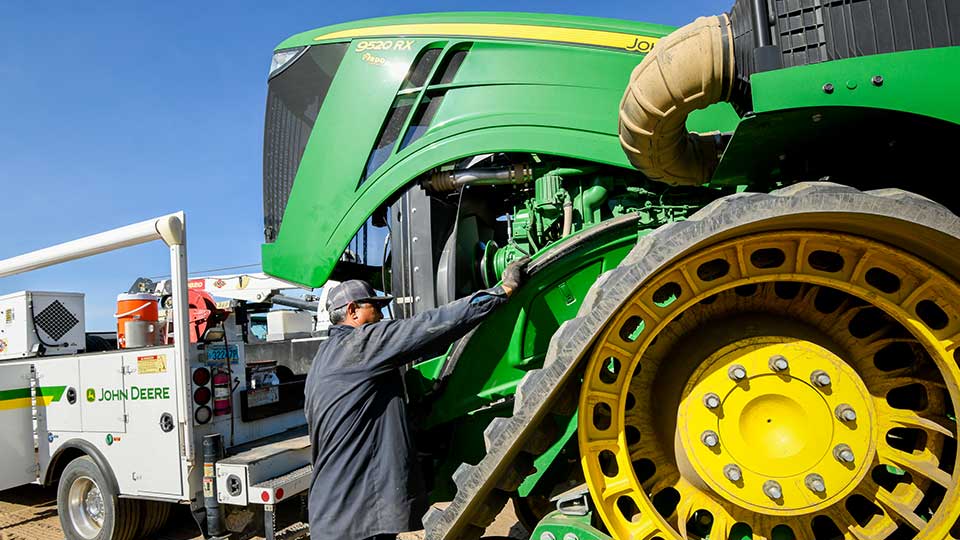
[0,396,54,411]
[314,23,659,52]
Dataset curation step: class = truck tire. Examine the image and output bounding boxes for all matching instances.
[138,500,172,538]
[57,456,141,540]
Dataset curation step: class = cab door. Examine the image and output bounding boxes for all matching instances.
[0,364,37,490]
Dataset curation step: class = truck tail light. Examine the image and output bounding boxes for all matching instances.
[194,386,212,405]
[193,367,211,386]
[194,406,212,424]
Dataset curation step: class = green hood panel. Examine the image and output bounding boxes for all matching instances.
[261,15,739,287]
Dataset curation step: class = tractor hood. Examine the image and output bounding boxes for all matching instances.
[260,12,736,287]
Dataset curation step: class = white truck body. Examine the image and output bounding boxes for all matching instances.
[0,213,314,539]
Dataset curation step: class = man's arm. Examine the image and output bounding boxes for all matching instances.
[360,287,509,369]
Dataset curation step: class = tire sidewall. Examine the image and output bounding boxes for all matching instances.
[57,456,121,540]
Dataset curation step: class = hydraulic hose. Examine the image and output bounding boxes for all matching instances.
[619,14,735,186]
[561,200,573,238]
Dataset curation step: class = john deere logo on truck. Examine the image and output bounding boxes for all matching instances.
[86,386,171,401]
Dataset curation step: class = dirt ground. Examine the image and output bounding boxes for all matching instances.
[0,484,528,540]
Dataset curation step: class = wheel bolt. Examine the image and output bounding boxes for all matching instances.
[728,364,747,382]
[703,392,721,410]
[769,354,789,372]
[723,464,742,482]
[563,534,579,540]
[805,473,826,494]
[540,533,557,540]
[835,403,857,422]
[763,480,783,500]
[834,444,855,463]
[701,430,720,448]
[811,370,832,387]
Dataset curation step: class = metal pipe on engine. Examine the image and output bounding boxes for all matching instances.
[421,164,534,192]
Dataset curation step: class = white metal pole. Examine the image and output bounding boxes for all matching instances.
[169,240,194,467]
[0,213,185,278]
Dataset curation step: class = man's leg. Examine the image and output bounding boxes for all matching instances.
[363,535,397,540]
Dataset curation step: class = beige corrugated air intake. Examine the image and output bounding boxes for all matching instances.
[619,14,734,186]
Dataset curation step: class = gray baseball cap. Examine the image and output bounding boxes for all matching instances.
[325,280,394,311]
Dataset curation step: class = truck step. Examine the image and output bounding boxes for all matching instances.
[249,463,313,505]
[216,429,311,507]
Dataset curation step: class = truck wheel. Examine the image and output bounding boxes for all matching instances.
[57,456,140,540]
[138,500,172,537]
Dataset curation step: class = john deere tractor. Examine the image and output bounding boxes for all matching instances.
[261,1,960,538]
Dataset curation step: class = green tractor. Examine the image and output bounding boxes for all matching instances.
[261,1,960,538]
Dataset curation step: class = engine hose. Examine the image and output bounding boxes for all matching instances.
[561,200,573,237]
[619,14,734,186]
[422,164,533,192]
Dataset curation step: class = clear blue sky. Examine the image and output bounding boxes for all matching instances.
[1,0,730,331]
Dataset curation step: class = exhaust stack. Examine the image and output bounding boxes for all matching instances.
[619,15,734,186]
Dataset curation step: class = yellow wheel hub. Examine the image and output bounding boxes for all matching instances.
[579,231,960,540]
[679,337,876,515]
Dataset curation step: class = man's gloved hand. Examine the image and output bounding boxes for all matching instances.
[501,256,531,296]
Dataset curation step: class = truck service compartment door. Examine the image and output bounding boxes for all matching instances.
[79,352,127,433]
[37,357,83,431]
[118,348,183,496]
[0,364,38,490]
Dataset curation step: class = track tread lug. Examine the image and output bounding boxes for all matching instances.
[483,418,509,452]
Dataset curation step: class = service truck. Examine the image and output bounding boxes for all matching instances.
[0,214,322,540]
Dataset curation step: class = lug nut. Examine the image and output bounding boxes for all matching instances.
[703,392,721,410]
[563,534,579,540]
[540,533,556,540]
[763,480,783,500]
[723,464,742,482]
[769,354,789,372]
[701,430,720,448]
[811,370,832,387]
[835,403,857,422]
[834,444,855,463]
[805,473,826,494]
[728,364,747,382]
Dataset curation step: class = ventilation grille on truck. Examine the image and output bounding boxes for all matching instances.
[34,300,79,341]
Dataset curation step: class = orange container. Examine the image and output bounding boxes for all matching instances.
[115,293,159,348]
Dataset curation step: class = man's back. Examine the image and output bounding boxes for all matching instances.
[305,322,426,540]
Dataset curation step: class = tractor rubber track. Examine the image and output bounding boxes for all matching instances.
[422,182,960,540]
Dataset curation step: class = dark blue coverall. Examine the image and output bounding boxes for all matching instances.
[304,287,508,540]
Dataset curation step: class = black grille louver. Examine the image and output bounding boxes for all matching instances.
[263,43,348,243]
